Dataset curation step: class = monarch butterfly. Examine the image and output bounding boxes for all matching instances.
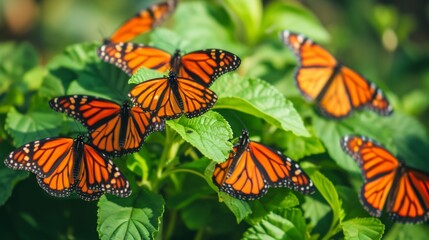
[281,30,393,119]
[4,135,131,201]
[341,135,429,223]
[212,129,315,200]
[49,95,165,157]
[97,43,241,83]
[106,0,177,43]
[128,71,218,120]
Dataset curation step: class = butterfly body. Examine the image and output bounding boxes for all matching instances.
[129,71,218,120]
[213,129,315,200]
[341,135,429,223]
[281,30,392,119]
[4,135,131,201]
[49,95,164,157]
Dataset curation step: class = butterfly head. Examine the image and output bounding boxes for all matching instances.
[168,70,178,79]
[122,100,132,110]
[238,129,250,148]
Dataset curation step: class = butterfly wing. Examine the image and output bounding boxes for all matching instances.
[387,168,429,223]
[341,135,399,217]
[109,0,177,43]
[4,138,76,197]
[97,42,172,76]
[281,30,392,119]
[81,143,131,197]
[129,77,183,119]
[214,147,268,200]
[180,49,241,86]
[123,107,166,154]
[50,95,126,155]
[176,77,218,118]
[249,142,314,194]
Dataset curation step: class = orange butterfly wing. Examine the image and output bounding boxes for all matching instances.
[80,143,131,198]
[281,30,392,119]
[388,169,429,223]
[49,95,163,156]
[97,42,172,76]
[213,129,314,200]
[129,72,218,119]
[109,0,177,43]
[5,138,76,198]
[341,135,429,223]
[179,49,241,86]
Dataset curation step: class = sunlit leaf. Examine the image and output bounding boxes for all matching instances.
[342,218,385,240]
[213,74,309,137]
[262,1,330,42]
[167,111,233,162]
[97,189,165,240]
[5,107,63,147]
[242,208,307,240]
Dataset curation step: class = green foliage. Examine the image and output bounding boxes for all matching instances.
[1,0,428,239]
[212,74,309,136]
[97,189,165,240]
[342,218,385,240]
[242,208,307,240]
[167,111,233,162]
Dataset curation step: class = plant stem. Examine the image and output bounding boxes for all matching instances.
[153,126,182,191]
[164,210,177,240]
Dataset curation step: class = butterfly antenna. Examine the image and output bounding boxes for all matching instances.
[97,25,109,43]
[229,110,247,132]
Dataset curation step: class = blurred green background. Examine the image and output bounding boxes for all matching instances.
[1,0,429,239]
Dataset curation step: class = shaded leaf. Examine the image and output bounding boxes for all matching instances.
[204,162,252,223]
[247,189,300,225]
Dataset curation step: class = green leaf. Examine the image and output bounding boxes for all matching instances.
[306,167,345,231]
[167,111,233,162]
[384,224,429,240]
[173,2,243,52]
[223,0,262,45]
[337,186,369,221]
[262,1,330,42]
[128,67,164,85]
[5,107,63,147]
[247,189,300,225]
[212,74,309,137]
[302,196,331,228]
[204,162,252,223]
[97,189,165,240]
[268,127,325,160]
[342,218,384,240]
[181,198,237,233]
[48,42,131,102]
[242,208,307,240]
